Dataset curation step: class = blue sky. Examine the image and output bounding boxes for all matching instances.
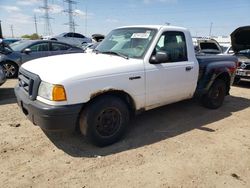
[0,0,249,37]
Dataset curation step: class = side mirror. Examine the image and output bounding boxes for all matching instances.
[23,48,31,54]
[150,51,169,64]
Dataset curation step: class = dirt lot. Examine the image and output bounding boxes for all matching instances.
[0,79,249,188]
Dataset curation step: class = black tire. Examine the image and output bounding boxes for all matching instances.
[202,79,227,109]
[51,38,57,41]
[2,61,18,78]
[79,95,130,147]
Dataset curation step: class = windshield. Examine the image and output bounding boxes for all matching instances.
[96,28,157,59]
[0,44,12,54]
[9,40,33,51]
[238,49,250,54]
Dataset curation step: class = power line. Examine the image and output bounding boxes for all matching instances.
[209,22,213,37]
[34,14,38,35]
[10,25,14,38]
[40,0,53,36]
[63,0,78,32]
[85,6,87,35]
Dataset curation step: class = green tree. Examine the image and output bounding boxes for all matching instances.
[21,33,41,40]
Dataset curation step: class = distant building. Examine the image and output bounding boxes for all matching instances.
[211,36,231,45]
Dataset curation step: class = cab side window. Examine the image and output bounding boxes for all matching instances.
[155,31,187,62]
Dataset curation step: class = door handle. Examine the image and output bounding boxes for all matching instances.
[186,66,193,71]
[129,76,141,80]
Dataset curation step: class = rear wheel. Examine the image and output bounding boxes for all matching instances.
[2,61,18,78]
[79,95,130,146]
[202,79,227,109]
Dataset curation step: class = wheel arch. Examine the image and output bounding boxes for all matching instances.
[87,89,137,116]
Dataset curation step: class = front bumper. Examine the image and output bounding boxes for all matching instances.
[14,86,82,131]
[236,69,250,80]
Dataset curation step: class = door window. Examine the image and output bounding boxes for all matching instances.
[155,31,187,62]
[29,43,49,52]
[64,33,74,37]
[74,33,85,38]
[51,43,70,51]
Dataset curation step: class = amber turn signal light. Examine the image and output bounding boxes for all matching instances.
[52,85,67,101]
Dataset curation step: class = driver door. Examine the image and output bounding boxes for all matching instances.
[145,31,198,109]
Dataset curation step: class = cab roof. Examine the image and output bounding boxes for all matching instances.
[117,25,188,32]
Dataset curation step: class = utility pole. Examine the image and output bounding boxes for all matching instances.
[40,0,53,36]
[209,22,213,37]
[63,0,78,33]
[10,25,14,38]
[34,14,38,35]
[0,20,3,38]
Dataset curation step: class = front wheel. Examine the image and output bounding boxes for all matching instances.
[202,79,227,109]
[79,95,130,146]
[2,62,18,78]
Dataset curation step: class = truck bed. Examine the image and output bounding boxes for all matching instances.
[196,54,237,65]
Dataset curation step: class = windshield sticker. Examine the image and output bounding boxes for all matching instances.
[131,33,150,39]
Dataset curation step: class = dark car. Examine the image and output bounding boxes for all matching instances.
[0,65,6,86]
[230,26,250,83]
[0,40,83,78]
[3,38,21,45]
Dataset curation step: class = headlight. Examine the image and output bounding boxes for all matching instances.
[38,81,67,101]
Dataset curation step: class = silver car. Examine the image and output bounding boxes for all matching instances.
[50,32,92,47]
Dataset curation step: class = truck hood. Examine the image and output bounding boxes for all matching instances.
[21,53,143,84]
[231,26,250,52]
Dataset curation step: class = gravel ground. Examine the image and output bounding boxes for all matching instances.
[0,79,249,188]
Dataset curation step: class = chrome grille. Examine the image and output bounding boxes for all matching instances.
[239,62,250,70]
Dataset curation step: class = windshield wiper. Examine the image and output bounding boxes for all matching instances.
[101,51,129,59]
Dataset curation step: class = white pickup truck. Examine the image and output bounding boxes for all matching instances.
[15,25,238,146]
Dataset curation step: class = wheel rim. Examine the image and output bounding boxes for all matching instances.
[96,108,121,137]
[3,63,16,77]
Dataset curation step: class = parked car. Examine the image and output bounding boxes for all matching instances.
[15,25,237,146]
[223,45,234,54]
[0,65,6,86]
[49,32,92,47]
[193,38,223,54]
[82,42,100,53]
[3,38,21,45]
[0,40,83,78]
[220,44,232,54]
[230,26,250,83]
[92,34,105,42]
